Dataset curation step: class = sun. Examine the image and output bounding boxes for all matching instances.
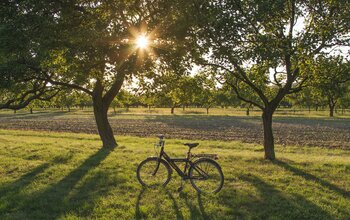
[136,35,149,49]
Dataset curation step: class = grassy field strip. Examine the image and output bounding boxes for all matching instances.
[2,108,350,118]
[0,129,349,219]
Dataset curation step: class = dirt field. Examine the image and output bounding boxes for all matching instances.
[0,111,349,149]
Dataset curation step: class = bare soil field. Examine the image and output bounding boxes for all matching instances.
[0,111,349,149]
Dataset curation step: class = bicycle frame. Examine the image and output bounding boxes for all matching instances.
[153,138,209,180]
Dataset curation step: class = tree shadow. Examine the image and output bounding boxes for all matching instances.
[135,187,184,220]
[273,160,349,198]
[0,163,50,200]
[145,115,260,131]
[0,147,113,219]
[179,192,213,220]
[134,188,216,220]
[0,111,69,120]
[0,154,73,200]
[273,116,350,129]
[234,174,334,220]
[60,168,126,218]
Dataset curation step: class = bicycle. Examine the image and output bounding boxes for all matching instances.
[136,135,224,194]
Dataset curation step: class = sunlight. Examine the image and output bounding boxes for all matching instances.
[136,35,149,49]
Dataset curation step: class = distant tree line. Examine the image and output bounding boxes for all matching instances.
[14,63,350,118]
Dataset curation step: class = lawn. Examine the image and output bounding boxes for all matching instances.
[0,129,349,219]
[2,107,350,118]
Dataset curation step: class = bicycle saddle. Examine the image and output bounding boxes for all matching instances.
[184,143,199,149]
[157,134,165,139]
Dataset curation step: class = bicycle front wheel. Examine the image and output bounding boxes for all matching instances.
[189,158,224,193]
[136,158,171,188]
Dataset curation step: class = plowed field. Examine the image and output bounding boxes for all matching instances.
[0,112,349,149]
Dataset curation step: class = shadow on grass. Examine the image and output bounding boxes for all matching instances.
[0,154,73,199]
[0,163,50,198]
[179,192,212,220]
[229,174,334,220]
[0,147,114,219]
[135,187,184,220]
[274,160,349,198]
[135,188,214,220]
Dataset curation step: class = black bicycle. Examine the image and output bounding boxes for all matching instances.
[136,135,224,194]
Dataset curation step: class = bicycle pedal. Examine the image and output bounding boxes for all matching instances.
[177,186,184,192]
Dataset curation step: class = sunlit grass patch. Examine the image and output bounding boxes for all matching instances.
[0,129,349,219]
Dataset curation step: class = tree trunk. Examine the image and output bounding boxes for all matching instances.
[182,105,185,111]
[206,107,209,115]
[30,108,33,114]
[329,105,335,117]
[328,97,335,117]
[171,106,175,114]
[92,94,117,148]
[262,109,275,160]
[246,107,250,116]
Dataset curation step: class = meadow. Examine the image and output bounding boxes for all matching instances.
[0,129,349,219]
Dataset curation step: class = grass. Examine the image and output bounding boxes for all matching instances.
[0,129,349,219]
[2,107,350,118]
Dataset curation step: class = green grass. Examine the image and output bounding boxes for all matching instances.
[2,106,350,118]
[0,130,349,220]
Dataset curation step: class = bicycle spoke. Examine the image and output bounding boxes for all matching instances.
[190,160,223,193]
[138,159,170,187]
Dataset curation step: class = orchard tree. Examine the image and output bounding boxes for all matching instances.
[311,56,350,117]
[288,87,316,113]
[75,92,93,110]
[139,71,200,114]
[51,89,78,112]
[215,85,240,109]
[185,0,350,159]
[338,82,350,114]
[195,74,218,114]
[0,0,59,110]
[1,0,180,148]
[111,90,137,113]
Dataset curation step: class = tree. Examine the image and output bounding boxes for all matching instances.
[311,56,350,117]
[194,74,218,114]
[215,85,240,109]
[184,0,350,159]
[1,0,179,148]
[111,90,137,113]
[0,1,59,110]
[338,82,350,114]
[51,89,79,112]
[140,71,200,114]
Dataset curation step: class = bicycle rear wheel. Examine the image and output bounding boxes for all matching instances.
[137,158,171,188]
[189,158,224,193]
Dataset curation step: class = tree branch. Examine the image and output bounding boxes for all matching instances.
[226,80,264,110]
[102,71,126,107]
